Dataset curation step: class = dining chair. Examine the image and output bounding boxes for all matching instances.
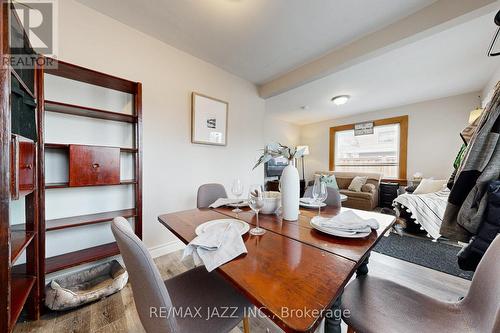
[340,235,500,333]
[111,217,251,333]
[197,183,228,208]
[303,186,341,208]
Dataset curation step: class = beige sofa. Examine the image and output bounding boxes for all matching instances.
[315,171,382,211]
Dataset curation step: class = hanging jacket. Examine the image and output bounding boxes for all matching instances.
[457,180,500,271]
[441,83,500,242]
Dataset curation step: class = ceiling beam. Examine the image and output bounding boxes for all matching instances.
[258,0,498,98]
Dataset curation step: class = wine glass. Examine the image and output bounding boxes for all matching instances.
[312,178,328,216]
[248,184,266,236]
[231,178,244,213]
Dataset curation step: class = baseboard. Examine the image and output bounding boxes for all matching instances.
[148,240,185,258]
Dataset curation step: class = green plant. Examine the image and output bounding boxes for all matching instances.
[253,143,306,170]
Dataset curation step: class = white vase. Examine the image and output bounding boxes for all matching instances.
[280,162,300,221]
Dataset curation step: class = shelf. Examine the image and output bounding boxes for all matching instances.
[10,275,36,327]
[10,230,36,264]
[46,179,137,189]
[45,242,120,274]
[45,100,137,123]
[45,142,137,153]
[46,209,136,231]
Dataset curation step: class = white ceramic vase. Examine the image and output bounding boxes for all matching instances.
[280,162,300,221]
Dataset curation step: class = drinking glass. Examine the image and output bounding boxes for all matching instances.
[248,184,266,236]
[312,178,328,216]
[231,178,244,213]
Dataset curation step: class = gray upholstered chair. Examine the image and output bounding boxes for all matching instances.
[303,186,342,208]
[197,183,228,208]
[111,217,251,333]
[341,235,500,333]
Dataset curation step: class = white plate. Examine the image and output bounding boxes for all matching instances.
[226,201,249,208]
[195,219,250,236]
[300,201,327,208]
[310,218,371,238]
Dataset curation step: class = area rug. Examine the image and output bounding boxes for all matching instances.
[373,233,474,280]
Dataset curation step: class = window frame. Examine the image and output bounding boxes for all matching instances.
[329,115,408,181]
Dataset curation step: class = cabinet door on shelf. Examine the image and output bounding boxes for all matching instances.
[69,145,121,187]
[11,135,36,200]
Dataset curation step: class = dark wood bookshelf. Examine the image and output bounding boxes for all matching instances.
[45,100,137,123]
[10,275,36,327]
[10,230,36,264]
[45,179,137,189]
[46,209,136,231]
[45,243,120,274]
[45,142,137,153]
[1,2,41,330]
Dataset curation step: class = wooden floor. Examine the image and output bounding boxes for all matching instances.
[14,250,471,333]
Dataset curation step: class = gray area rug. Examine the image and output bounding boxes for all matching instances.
[373,233,474,280]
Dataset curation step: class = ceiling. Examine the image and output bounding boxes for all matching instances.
[75,0,437,84]
[266,11,500,125]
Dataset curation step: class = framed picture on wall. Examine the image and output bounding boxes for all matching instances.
[191,92,228,146]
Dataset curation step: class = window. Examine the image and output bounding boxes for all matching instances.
[329,116,408,180]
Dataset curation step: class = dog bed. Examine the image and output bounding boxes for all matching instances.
[45,260,128,311]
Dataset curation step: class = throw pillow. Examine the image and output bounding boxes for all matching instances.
[348,176,368,192]
[361,183,376,194]
[318,174,339,190]
[413,179,447,194]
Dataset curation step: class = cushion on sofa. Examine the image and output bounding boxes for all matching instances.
[348,176,368,192]
[340,189,373,200]
[361,183,376,194]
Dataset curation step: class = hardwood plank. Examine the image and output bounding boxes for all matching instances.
[10,230,36,264]
[10,275,36,328]
[215,206,395,262]
[45,243,119,274]
[158,209,357,333]
[45,100,137,123]
[46,209,136,231]
[52,308,91,333]
[90,292,125,332]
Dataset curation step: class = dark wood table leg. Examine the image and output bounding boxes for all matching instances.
[325,252,371,333]
[324,291,343,333]
[356,253,371,277]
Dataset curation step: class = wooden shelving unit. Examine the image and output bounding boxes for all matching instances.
[45,243,120,274]
[1,2,41,332]
[46,209,137,231]
[38,58,143,281]
[45,100,137,123]
[10,276,36,328]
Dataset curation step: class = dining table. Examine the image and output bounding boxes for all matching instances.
[158,204,395,333]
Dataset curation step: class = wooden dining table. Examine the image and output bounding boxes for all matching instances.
[158,205,395,333]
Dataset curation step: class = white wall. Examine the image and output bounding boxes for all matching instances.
[45,0,287,255]
[481,64,500,106]
[300,92,478,181]
[264,116,301,146]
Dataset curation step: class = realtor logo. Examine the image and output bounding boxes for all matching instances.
[6,0,58,68]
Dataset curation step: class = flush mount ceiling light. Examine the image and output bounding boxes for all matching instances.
[331,95,350,105]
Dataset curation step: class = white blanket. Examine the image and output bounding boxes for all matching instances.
[393,188,450,239]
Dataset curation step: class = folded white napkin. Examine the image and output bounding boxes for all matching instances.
[314,210,379,233]
[209,198,246,208]
[300,197,316,204]
[182,222,247,272]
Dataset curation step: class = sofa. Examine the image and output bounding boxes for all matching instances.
[315,171,382,211]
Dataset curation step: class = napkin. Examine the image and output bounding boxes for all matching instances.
[182,222,247,272]
[314,210,379,233]
[300,197,316,204]
[209,198,246,208]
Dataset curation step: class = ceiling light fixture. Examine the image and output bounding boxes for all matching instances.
[331,95,350,106]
